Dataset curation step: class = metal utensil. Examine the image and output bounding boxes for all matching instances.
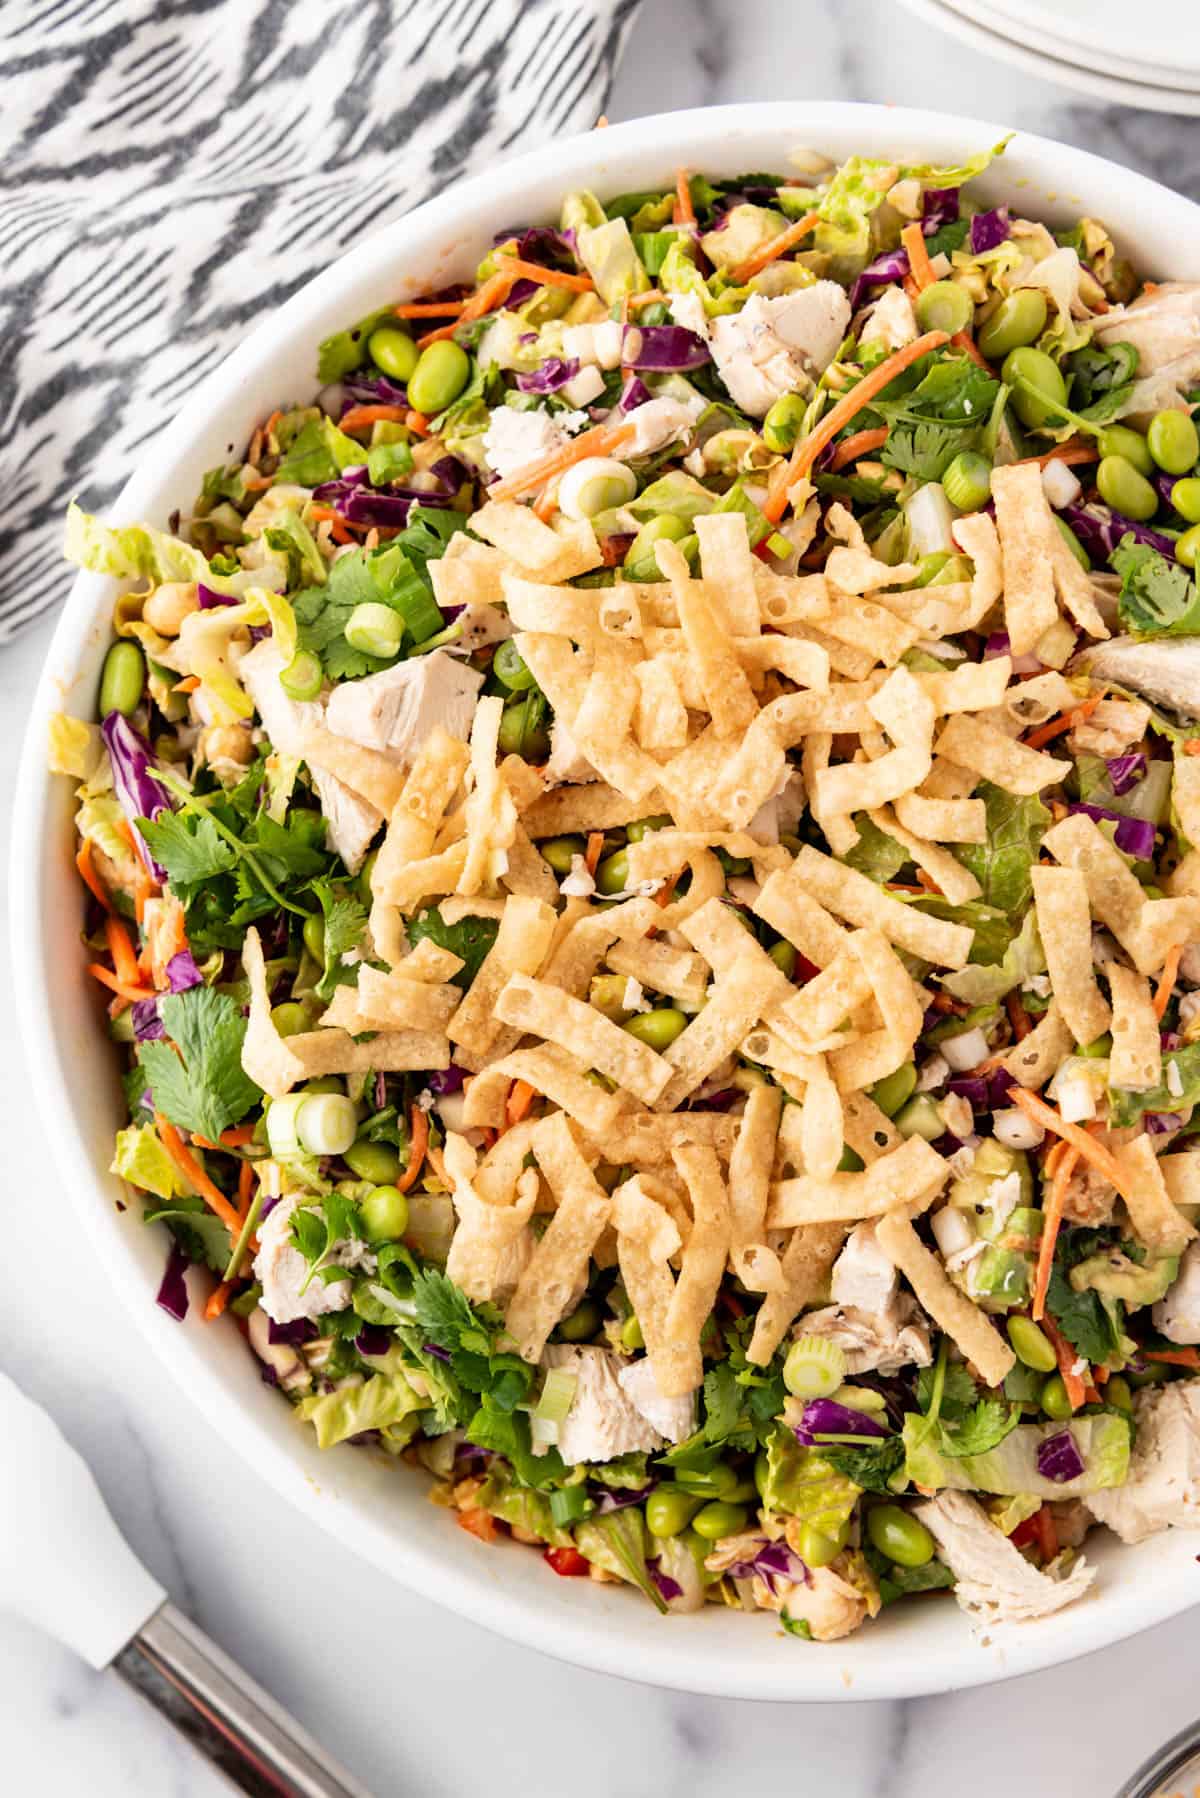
[0,1371,373,1797]
[1117,1723,1200,1798]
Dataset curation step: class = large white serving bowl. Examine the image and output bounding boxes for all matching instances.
[13,103,1200,1702]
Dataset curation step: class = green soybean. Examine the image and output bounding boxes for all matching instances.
[942,451,992,513]
[1097,424,1153,475]
[343,1138,402,1184]
[646,1487,703,1538]
[367,325,419,383]
[621,1314,644,1351]
[557,1299,602,1343]
[977,290,1048,360]
[1148,408,1200,476]
[494,638,537,691]
[691,1501,751,1541]
[357,847,378,907]
[624,513,688,577]
[595,849,629,895]
[406,340,470,415]
[626,815,671,842]
[869,1060,918,1120]
[302,913,325,963]
[622,1008,688,1050]
[1171,477,1200,525]
[1055,516,1091,571]
[1097,455,1159,523]
[360,1184,409,1243]
[866,1505,935,1569]
[915,280,973,337]
[1002,346,1068,429]
[1178,523,1200,569]
[1105,1374,1133,1413]
[1006,1314,1058,1373]
[271,1001,312,1040]
[540,834,586,873]
[762,392,808,454]
[1040,1372,1073,1420]
[768,939,797,978]
[797,1520,850,1569]
[99,640,145,718]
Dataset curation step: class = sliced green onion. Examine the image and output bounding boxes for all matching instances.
[266,1094,307,1157]
[549,1484,593,1527]
[942,450,993,513]
[766,530,793,558]
[914,280,973,337]
[494,638,537,691]
[296,1093,358,1156]
[223,1185,264,1282]
[344,601,403,660]
[783,1334,846,1400]
[279,650,324,701]
[557,456,637,521]
[533,1368,578,1425]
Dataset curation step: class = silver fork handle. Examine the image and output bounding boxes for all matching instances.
[112,1601,374,1798]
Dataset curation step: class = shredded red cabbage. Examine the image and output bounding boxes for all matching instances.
[428,1064,467,1095]
[724,1538,810,1591]
[946,1067,1018,1110]
[343,372,408,408]
[422,1341,454,1364]
[921,187,960,234]
[155,1239,191,1321]
[1060,502,1178,564]
[621,324,711,371]
[1146,1112,1187,1135]
[198,584,237,609]
[646,1558,684,1603]
[166,948,203,992]
[793,1399,889,1445]
[1036,1429,1084,1483]
[1106,752,1147,795]
[618,374,653,412]
[588,1480,657,1513]
[1067,802,1156,859]
[516,357,581,395]
[354,1325,392,1357]
[969,207,1010,254]
[848,248,911,312]
[268,1318,318,1346]
[313,460,462,527]
[131,998,164,1042]
[100,712,171,881]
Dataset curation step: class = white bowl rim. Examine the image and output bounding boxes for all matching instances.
[14,100,1200,1703]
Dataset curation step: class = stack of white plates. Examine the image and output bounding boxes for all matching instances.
[897,0,1200,114]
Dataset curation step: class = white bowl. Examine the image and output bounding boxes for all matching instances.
[14,102,1200,1703]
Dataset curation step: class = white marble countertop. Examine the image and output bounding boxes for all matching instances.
[4,3,1200,1792]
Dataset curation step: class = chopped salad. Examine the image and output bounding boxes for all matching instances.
[53,141,1200,1640]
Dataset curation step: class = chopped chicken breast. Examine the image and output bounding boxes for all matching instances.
[482,404,588,480]
[541,1344,663,1462]
[1094,281,1200,421]
[831,1222,899,1315]
[545,717,600,785]
[254,1195,351,1324]
[1087,1383,1200,1543]
[617,1355,697,1444]
[860,284,919,351]
[706,285,851,417]
[324,650,483,759]
[916,1490,1095,1627]
[1153,1241,1200,1345]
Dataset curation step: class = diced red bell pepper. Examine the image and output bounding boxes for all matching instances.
[544,1545,589,1577]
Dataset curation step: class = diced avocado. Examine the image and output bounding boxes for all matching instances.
[894,1095,944,1141]
[700,203,789,271]
[1070,1249,1180,1306]
[970,1245,1031,1311]
[948,1143,1033,1218]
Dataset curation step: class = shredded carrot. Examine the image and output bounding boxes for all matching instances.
[1042,1313,1089,1411]
[951,330,991,372]
[828,427,889,472]
[489,418,638,502]
[1032,1145,1078,1321]
[1009,1089,1131,1200]
[309,502,355,544]
[763,330,950,522]
[236,1157,254,1217]
[1031,440,1101,469]
[86,964,156,1002]
[495,253,593,293]
[1023,693,1101,752]
[173,675,201,696]
[628,289,666,310]
[730,210,821,285]
[1142,1345,1200,1367]
[1006,990,1032,1042]
[393,299,467,318]
[398,1101,430,1193]
[584,831,605,876]
[674,168,695,227]
[418,268,516,347]
[191,1125,258,1153]
[902,275,922,305]
[533,487,558,523]
[406,410,431,436]
[1153,942,1184,1021]
[900,222,936,293]
[104,915,141,987]
[915,870,943,895]
[456,1507,499,1543]
[505,1079,537,1131]
[204,1280,233,1322]
[240,472,274,492]
[339,404,409,433]
[1184,739,1200,757]
[75,839,114,913]
[155,1116,243,1234]
[1033,1505,1059,1563]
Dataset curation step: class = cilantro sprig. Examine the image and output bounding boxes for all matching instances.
[138,986,262,1140]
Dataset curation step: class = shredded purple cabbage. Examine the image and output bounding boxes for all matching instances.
[197,584,237,609]
[131,997,164,1042]
[355,1325,392,1357]
[1036,1429,1085,1484]
[618,374,653,412]
[646,1558,684,1603]
[268,1318,318,1346]
[100,712,171,881]
[427,1064,467,1096]
[516,357,580,395]
[1068,802,1156,859]
[921,187,960,235]
[588,1480,657,1513]
[848,248,910,312]
[422,1341,453,1364]
[983,630,1011,659]
[793,1399,889,1446]
[166,948,203,992]
[313,459,462,527]
[1147,1111,1188,1135]
[946,1067,1018,1111]
[1106,752,1147,795]
[156,1240,191,1321]
[1060,502,1178,564]
[343,372,408,408]
[969,207,1010,254]
[621,324,711,371]
[725,1538,810,1592]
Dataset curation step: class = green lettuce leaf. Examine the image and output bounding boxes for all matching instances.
[1107,1041,1200,1127]
[297,1368,425,1449]
[942,907,1045,1006]
[65,502,214,587]
[955,783,1050,913]
[574,1510,667,1613]
[761,1427,862,1531]
[111,1123,191,1201]
[902,1412,1130,1496]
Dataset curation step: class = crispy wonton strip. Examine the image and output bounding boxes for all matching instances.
[446,895,557,1066]
[505,1114,611,1361]
[768,1135,948,1227]
[241,925,305,1098]
[614,1175,681,1384]
[495,973,672,1105]
[1031,865,1111,1047]
[444,1133,537,1304]
[934,714,1070,798]
[991,461,1059,658]
[790,846,973,968]
[874,1209,1015,1387]
[460,1043,626,1139]
[728,1084,785,1292]
[1114,1134,1197,1257]
[656,539,759,737]
[1003,1000,1074,1088]
[746,1223,847,1366]
[1106,962,1162,1091]
[657,1142,732,1396]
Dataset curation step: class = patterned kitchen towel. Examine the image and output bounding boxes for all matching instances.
[0,0,642,641]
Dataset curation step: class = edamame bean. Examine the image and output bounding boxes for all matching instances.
[367,325,419,383]
[1097,424,1153,476]
[1171,477,1200,524]
[1097,455,1159,523]
[1148,408,1200,476]
[624,513,689,577]
[1040,1372,1073,1420]
[977,290,1048,360]
[1103,1374,1133,1413]
[406,340,470,415]
[360,1184,409,1243]
[595,849,629,895]
[99,640,145,718]
[622,1008,688,1050]
[1055,516,1091,571]
[357,847,378,907]
[1002,346,1068,429]
[1177,523,1200,569]
[626,815,671,841]
[942,450,992,513]
[762,392,808,454]
[768,939,797,978]
[557,1299,602,1343]
[493,638,536,691]
[497,694,549,759]
[797,1520,850,1569]
[1128,1359,1171,1389]
[302,913,325,962]
[691,1501,751,1542]
[646,1487,703,1538]
[343,1138,402,1184]
[541,834,586,874]
[869,1060,918,1120]
[866,1505,935,1569]
[271,1002,312,1040]
[915,280,973,337]
[1006,1314,1058,1373]
[621,1314,644,1351]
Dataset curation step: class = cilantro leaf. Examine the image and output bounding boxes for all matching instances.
[937,1398,1020,1458]
[822,1437,906,1493]
[1113,535,1200,637]
[143,1200,233,1271]
[289,1192,364,1293]
[138,810,237,890]
[701,1362,747,1443]
[466,1404,565,1488]
[407,906,499,989]
[881,419,965,483]
[1046,1265,1124,1363]
[138,986,262,1139]
[314,887,368,1001]
[916,1360,977,1422]
[411,1266,490,1355]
